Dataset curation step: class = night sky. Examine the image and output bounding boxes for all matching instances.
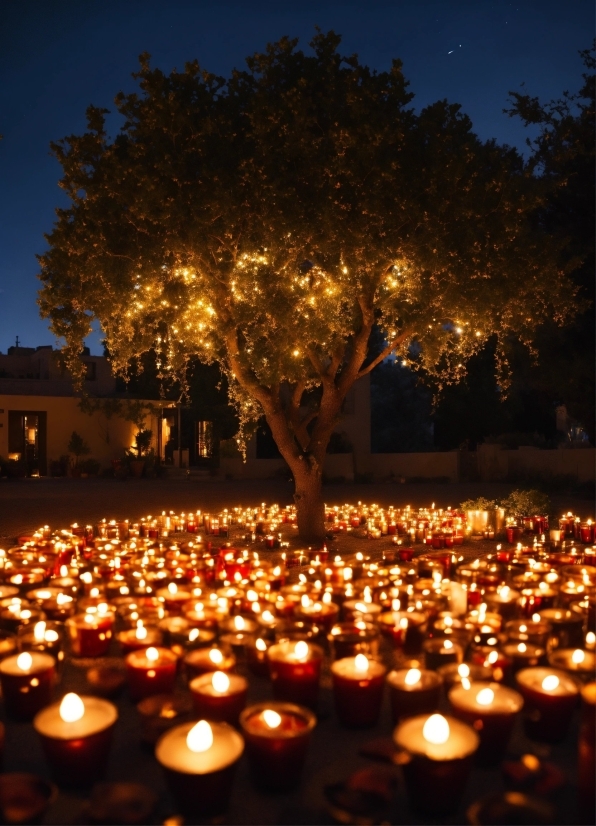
[0,0,593,355]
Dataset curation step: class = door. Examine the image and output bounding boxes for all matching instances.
[8,411,47,476]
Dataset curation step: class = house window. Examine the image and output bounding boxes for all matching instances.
[84,361,97,380]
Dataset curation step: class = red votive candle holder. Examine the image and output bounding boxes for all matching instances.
[0,651,55,720]
[239,701,316,791]
[189,671,248,725]
[33,693,117,786]
[268,640,324,708]
[156,719,243,819]
[387,667,443,723]
[516,666,579,742]
[126,646,178,701]
[448,681,523,765]
[66,610,114,658]
[394,713,479,816]
[331,654,386,727]
[423,638,464,670]
[327,621,380,660]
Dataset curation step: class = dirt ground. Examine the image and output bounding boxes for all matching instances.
[0,476,592,543]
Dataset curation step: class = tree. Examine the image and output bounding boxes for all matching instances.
[38,32,577,541]
[505,43,595,441]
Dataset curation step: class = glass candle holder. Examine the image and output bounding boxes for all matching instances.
[387,668,442,724]
[331,655,386,727]
[267,640,324,709]
[239,701,316,791]
[394,713,479,816]
[515,666,579,743]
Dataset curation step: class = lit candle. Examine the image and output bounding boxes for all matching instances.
[448,682,523,765]
[267,640,324,708]
[125,646,178,701]
[423,637,463,670]
[387,667,443,723]
[66,608,114,658]
[548,647,596,680]
[515,667,579,742]
[501,641,546,674]
[184,646,236,681]
[117,623,163,654]
[327,621,380,660]
[394,713,479,815]
[156,719,243,819]
[156,582,192,613]
[33,692,117,786]
[189,671,248,725]
[331,654,386,727]
[18,621,63,661]
[0,651,55,720]
[239,701,316,791]
[437,661,494,692]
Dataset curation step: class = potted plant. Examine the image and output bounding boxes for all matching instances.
[128,429,153,477]
[500,489,552,535]
[67,432,91,478]
[459,497,504,537]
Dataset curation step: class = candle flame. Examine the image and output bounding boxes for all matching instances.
[476,688,495,706]
[486,650,499,665]
[423,714,450,745]
[262,709,282,728]
[33,621,46,642]
[404,668,421,686]
[443,639,453,650]
[135,625,148,640]
[542,675,560,691]
[354,654,369,673]
[209,648,223,664]
[16,652,33,671]
[168,582,178,595]
[189,628,200,642]
[572,649,585,664]
[234,616,245,631]
[458,664,470,677]
[391,598,401,612]
[256,638,267,652]
[59,692,85,723]
[186,720,213,753]
[211,671,230,693]
[146,647,159,662]
[531,613,541,623]
[518,643,527,653]
[294,641,309,660]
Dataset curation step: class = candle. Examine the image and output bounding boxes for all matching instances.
[448,682,523,765]
[125,646,178,702]
[516,667,579,742]
[331,654,386,727]
[578,682,595,824]
[548,647,596,680]
[156,720,243,818]
[239,702,316,791]
[327,621,380,660]
[505,618,552,647]
[537,608,584,648]
[423,638,463,670]
[156,582,192,613]
[501,641,546,674]
[118,623,163,654]
[387,668,442,724]
[0,651,55,720]
[0,773,57,824]
[377,607,427,655]
[268,640,324,708]
[394,713,479,815]
[33,693,117,786]
[66,609,114,658]
[18,621,63,661]
[184,646,236,681]
[189,671,248,725]
[437,662,494,693]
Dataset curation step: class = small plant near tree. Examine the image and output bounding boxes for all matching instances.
[133,428,153,457]
[67,431,91,469]
[460,497,498,512]
[500,488,552,517]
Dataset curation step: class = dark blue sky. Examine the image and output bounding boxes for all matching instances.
[0,0,593,354]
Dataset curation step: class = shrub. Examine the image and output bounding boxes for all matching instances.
[500,488,552,517]
[460,497,498,511]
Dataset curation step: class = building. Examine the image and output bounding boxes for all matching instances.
[0,344,157,476]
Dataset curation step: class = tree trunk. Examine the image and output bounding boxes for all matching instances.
[293,461,326,545]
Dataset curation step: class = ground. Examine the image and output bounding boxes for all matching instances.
[0,477,592,544]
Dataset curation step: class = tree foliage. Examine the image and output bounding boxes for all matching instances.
[38,32,578,538]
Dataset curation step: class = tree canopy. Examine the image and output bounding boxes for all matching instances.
[38,31,578,539]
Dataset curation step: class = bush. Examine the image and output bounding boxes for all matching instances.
[68,431,91,465]
[500,488,552,517]
[460,497,498,511]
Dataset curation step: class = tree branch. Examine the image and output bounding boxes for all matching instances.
[357,330,411,378]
